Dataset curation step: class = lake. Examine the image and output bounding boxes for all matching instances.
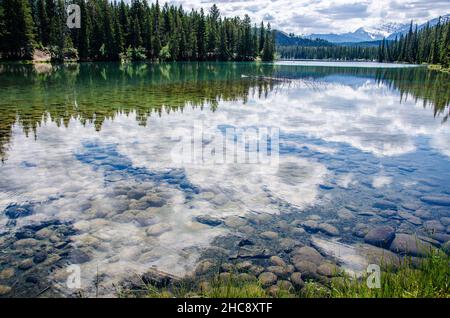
[0,61,449,297]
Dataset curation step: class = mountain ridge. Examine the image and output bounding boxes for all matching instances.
[301,14,450,43]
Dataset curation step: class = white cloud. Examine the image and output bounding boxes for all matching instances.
[161,0,449,34]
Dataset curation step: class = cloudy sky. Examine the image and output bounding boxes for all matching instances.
[159,0,450,35]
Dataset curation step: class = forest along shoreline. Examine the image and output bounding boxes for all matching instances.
[0,2,276,63]
[1,1,449,72]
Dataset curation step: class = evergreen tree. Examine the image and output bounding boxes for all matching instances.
[197,9,206,60]
[0,0,36,59]
[259,21,265,53]
[262,23,275,61]
[0,0,276,62]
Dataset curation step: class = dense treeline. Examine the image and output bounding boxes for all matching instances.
[278,45,378,61]
[278,19,450,67]
[0,0,276,62]
[378,19,450,67]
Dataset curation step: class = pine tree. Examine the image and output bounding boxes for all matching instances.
[262,23,274,61]
[36,0,49,45]
[0,0,36,59]
[259,21,265,53]
[197,9,206,60]
[0,0,275,62]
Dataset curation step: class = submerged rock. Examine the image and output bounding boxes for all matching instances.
[431,233,450,243]
[238,239,254,247]
[423,220,445,233]
[292,260,318,279]
[4,203,33,219]
[69,249,92,264]
[18,259,34,270]
[290,272,304,289]
[195,260,215,275]
[420,196,450,206]
[142,194,166,208]
[301,220,320,232]
[260,231,279,240]
[372,200,397,210]
[279,238,298,252]
[389,234,435,257]
[35,228,54,240]
[440,217,450,226]
[0,285,12,296]
[236,246,271,259]
[224,216,247,228]
[311,236,400,276]
[235,261,253,271]
[337,208,355,220]
[33,251,47,264]
[13,238,40,250]
[194,215,223,227]
[277,280,294,291]
[0,268,15,280]
[397,211,422,225]
[353,223,370,238]
[270,256,286,267]
[145,223,172,236]
[414,210,432,220]
[317,223,339,236]
[258,272,277,287]
[364,226,395,248]
[266,266,289,278]
[291,246,324,265]
[249,265,265,276]
[317,263,339,277]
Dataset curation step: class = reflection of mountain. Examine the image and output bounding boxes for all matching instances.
[0,62,449,161]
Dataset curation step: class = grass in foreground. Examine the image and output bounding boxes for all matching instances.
[303,251,449,298]
[120,250,449,298]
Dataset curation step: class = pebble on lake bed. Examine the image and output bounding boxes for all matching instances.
[389,234,434,257]
[364,225,395,248]
[18,259,34,270]
[0,268,15,280]
[258,272,277,287]
[290,272,304,289]
[270,256,286,267]
[145,223,172,236]
[317,223,339,236]
[0,285,12,296]
[260,231,279,240]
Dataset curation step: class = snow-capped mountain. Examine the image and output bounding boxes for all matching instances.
[365,22,409,39]
[306,25,401,43]
[305,15,449,43]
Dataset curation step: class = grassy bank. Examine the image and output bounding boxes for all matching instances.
[427,64,450,73]
[120,250,449,298]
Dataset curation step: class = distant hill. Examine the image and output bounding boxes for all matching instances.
[275,30,332,47]
[335,40,386,47]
